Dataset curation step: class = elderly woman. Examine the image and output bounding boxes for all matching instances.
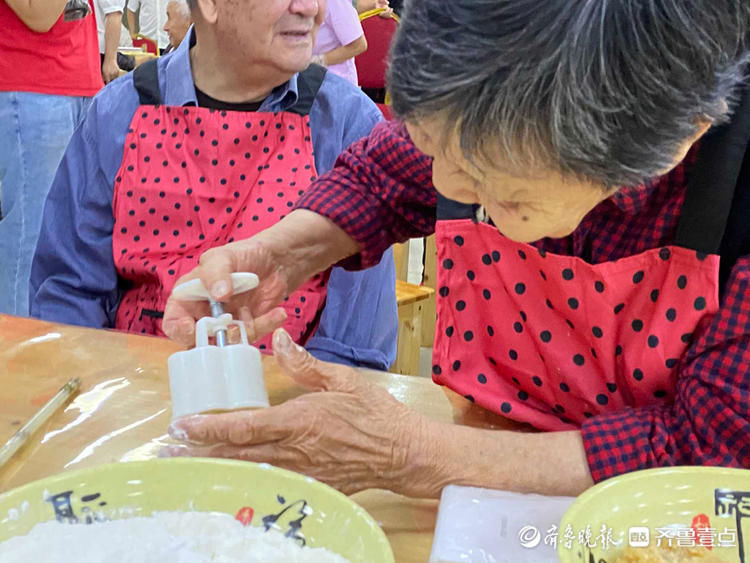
[163,0,750,498]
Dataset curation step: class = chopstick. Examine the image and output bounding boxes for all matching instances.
[0,378,82,469]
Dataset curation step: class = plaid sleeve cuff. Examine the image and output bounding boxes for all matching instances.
[581,408,665,482]
[295,160,395,269]
[295,120,437,270]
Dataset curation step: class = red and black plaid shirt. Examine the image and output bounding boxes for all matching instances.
[295,120,750,483]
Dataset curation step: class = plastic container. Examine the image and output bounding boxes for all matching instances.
[167,274,269,419]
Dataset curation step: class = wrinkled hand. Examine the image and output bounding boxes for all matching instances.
[102,59,120,84]
[164,329,438,496]
[163,239,288,347]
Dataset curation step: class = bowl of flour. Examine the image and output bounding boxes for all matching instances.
[0,458,394,562]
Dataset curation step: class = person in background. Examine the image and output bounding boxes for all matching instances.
[312,0,367,86]
[126,0,167,53]
[162,0,190,55]
[30,0,398,372]
[0,0,101,316]
[94,0,124,83]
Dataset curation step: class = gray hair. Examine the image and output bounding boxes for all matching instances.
[389,0,750,187]
[169,0,190,18]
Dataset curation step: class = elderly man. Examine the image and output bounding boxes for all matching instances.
[163,0,750,499]
[30,0,398,370]
[162,0,190,54]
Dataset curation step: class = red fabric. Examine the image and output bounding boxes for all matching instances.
[295,120,750,482]
[132,35,158,55]
[0,1,102,97]
[434,219,720,430]
[112,106,329,349]
[376,103,392,121]
[354,14,398,89]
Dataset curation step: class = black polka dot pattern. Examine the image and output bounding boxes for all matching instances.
[112,107,324,346]
[430,226,716,429]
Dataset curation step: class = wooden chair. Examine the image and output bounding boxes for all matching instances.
[391,241,435,376]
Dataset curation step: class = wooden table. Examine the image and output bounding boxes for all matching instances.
[0,315,522,562]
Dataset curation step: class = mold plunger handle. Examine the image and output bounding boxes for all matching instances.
[171,273,260,348]
[210,300,228,347]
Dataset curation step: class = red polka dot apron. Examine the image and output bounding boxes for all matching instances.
[431,121,746,430]
[111,61,330,349]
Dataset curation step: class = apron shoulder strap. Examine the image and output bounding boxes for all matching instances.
[132,59,163,106]
[287,64,327,116]
[674,74,750,255]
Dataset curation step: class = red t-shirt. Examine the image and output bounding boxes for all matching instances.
[0,0,102,97]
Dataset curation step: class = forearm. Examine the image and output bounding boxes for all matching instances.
[252,209,359,293]
[5,0,68,32]
[295,121,438,269]
[104,12,121,62]
[126,10,137,35]
[356,0,375,13]
[397,420,593,498]
[321,37,367,67]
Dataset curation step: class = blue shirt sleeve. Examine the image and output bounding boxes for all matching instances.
[306,73,398,370]
[29,78,138,327]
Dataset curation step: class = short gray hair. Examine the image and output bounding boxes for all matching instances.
[169,0,190,18]
[389,0,750,187]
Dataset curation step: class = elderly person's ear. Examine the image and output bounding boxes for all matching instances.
[193,0,218,23]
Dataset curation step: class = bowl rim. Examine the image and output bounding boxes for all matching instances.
[558,465,750,559]
[0,458,395,562]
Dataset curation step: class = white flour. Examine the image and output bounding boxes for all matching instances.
[0,511,351,562]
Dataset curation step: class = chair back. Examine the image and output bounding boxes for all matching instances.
[355,9,399,90]
[132,34,159,55]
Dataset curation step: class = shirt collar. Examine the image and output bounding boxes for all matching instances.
[161,27,300,111]
[607,181,656,215]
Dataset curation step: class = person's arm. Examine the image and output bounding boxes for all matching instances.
[318,36,368,67]
[167,328,594,498]
[126,0,139,36]
[356,0,389,14]
[295,120,436,270]
[102,10,123,83]
[579,256,750,482]
[5,0,68,32]
[30,98,122,328]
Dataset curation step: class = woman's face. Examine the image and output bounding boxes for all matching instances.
[406,119,617,243]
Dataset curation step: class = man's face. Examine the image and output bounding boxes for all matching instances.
[164,2,192,47]
[218,0,325,74]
